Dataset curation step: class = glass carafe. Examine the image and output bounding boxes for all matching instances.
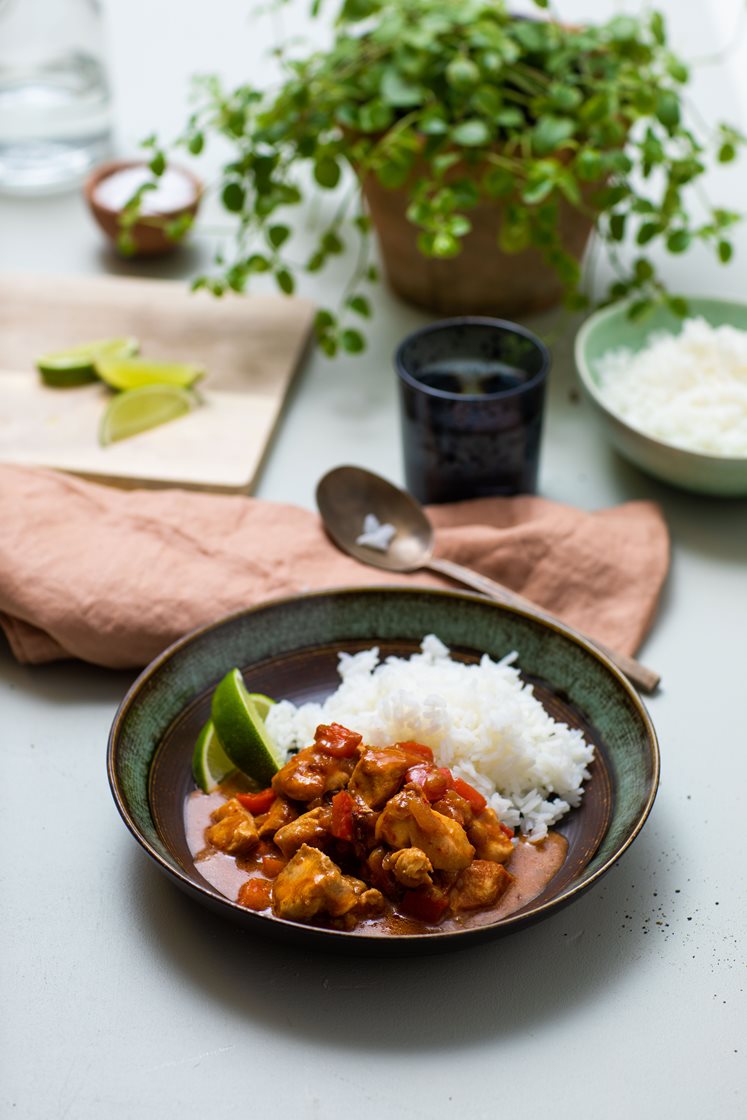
[0,0,112,194]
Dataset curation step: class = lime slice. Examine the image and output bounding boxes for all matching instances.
[95,356,205,391]
[36,336,139,387]
[192,719,236,793]
[98,384,198,445]
[247,692,276,721]
[211,669,283,787]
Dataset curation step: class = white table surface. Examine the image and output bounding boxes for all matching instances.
[2,2,746,1117]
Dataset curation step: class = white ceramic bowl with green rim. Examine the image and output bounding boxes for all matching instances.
[574,297,747,497]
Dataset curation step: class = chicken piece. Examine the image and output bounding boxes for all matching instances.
[382,847,433,889]
[432,788,474,827]
[449,860,513,912]
[375,787,475,873]
[348,747,410,808]
[467,807,515,864]
[271,744,355,802]
[257,795,298,839]
[206,798,259,857]
[350,886,387,920]
[273,805,333,857]
[366,846,397,896]
[272,843,384,922]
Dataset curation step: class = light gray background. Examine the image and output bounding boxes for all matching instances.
[1,2,745,1117]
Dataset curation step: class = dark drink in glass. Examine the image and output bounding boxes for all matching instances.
[394,317,550,504]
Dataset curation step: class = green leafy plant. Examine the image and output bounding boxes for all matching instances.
[141,0,745,354]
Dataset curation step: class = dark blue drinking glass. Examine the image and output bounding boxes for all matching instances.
[394,316,551,504]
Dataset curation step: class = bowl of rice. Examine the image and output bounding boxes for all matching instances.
[574,297,747,496]
[108,586,660,955]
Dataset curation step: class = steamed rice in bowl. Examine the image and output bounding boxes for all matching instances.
[593,317,747,457]
[265,634,595,841]
[574,297,747,495]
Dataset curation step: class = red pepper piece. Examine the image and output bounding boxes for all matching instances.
[236,788,276,814]
[405,764,450,803]
[330,789,355,841]
[260,854,286,879]
[451,776,488,813]
[400,889,449,924]
[396,741,434,764]
[499,822,515,839]
[238,878,273,911]
[314,723,362,757]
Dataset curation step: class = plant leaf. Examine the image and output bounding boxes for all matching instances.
[221,182,246,213]
[666,229,691,253]
[148,151,166,176]
[380,68,423,107]
[275,268,295,294]
[341,328,366,352]
[609,213,626,241]
[267,224,290,249]
[314,156,341,189]
[718,240,733,263]
[450,119,490,147]
[636,221,660,245]
[655,91,680,130]
[347,294,372,318]
[532,115,576,156]
[522,178,554,205]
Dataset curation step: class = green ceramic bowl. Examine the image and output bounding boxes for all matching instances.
[107,587,659,955]
[575,297,747,496]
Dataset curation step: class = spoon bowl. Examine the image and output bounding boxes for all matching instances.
[316,465,434,572]
[315,465,661,695]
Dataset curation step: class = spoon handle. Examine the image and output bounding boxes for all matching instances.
[426,555,660,695]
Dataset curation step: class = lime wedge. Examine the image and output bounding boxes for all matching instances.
[95,356,205,391]
[247,693,276,721]
[192,719,236,793]
[99,384,198,445]
[36,336,139,387]
[211,669,282,787]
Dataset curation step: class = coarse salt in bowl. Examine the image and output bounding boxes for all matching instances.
[574,296,747,496]
[83,158,202,257]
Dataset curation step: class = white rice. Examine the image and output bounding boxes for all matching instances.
[265,634,595,840]
[594,317,747,457]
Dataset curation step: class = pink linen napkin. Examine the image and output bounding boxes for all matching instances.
[0,465,669,669]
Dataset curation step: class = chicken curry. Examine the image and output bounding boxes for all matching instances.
[187,722,567,934]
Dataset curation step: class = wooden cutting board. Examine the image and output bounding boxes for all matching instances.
[0,272,315,492]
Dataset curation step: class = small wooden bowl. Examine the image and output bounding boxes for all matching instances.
[84,158,203,257]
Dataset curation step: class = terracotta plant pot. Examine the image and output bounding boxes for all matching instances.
[362,172,595,318]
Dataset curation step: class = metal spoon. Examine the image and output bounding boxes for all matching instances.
[316,464,660,695]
